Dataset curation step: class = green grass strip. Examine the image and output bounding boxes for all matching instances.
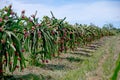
[111,53,120,80]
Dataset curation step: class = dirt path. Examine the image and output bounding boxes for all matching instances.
[86,35,120,80]
[86,38,110,80]
[9,36,120,80]
[86,50,109,80]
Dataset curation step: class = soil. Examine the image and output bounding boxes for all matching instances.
[86,36,120,80]
[3,36,120,80]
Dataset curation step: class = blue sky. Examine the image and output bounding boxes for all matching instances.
[0,0,120,28]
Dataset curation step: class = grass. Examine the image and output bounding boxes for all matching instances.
[101,37,116,79]
[60,40,106,80]
[66,56,83,62]
[111,53,120,80]
[61,49,105,80]
[6,35,120,80]
[2,74,44,80]
[60,36,120,80]
[102,35,120,80]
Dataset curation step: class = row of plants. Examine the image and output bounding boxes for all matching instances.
[0,5,115,78]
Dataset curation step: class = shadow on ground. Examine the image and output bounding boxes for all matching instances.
[42,64,67,71]
[66,56,84,62]
[2,73,53,80]
[72,51,92,57]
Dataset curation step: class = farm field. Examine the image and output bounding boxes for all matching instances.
[3,35,120,80]
[0,5,120,80]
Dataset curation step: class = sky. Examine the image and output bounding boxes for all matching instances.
[0,0,120,28]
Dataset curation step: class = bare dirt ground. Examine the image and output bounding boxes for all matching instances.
[86,36,120,80]
[86,48,110,80]
[5,36,120,80]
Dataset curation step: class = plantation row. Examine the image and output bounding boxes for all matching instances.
[0,5,115,77]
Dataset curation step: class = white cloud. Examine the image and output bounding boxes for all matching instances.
[1,0,120,27]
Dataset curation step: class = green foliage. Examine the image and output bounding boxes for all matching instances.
[111,53,120,80]
[0,5,116,78]
[66,57,83,62]
[0,5,26,78]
